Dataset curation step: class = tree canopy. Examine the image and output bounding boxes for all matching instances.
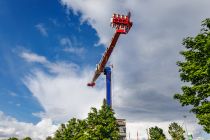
[46,136,53,140]
[53,99,119,140]
[8,137,18,140]
[168,122,185,140]
[174,18,210,133]
[54,118,87,140]
[149,126,166,140]
[85,100,119,139]
[23,137,32,140]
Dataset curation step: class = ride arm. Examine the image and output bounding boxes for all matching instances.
[87,32,120,86]
[87,12,132,87]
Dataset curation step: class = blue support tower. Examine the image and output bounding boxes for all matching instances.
[104,67,112,107]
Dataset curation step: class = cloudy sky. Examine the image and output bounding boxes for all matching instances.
[0,0,210,139]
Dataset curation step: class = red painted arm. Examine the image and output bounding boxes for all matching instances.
[87,32,120,86]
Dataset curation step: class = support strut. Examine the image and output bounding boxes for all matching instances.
[104,67,112,107]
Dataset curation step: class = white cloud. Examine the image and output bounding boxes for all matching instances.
[22,52,105,122]
[60,37,85,56]
[35,23,48,37]
[0,111,57,140]
[60,37,72,47]
[20,51,80,75]
[21,52,48,63]
[9,92,18,97]
[24,69,105,122]
[63,47,84,55]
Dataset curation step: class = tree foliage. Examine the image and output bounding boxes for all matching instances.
[174,18,210,133]
[54,118,87,140]
[22,137,32,140]
[53,99,119,140]
[149,126,166,140]
[8,138,18,140]
[85,99,119,139]
[168,122,185,140]
[46,136,53,140]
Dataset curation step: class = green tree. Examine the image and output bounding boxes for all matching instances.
[46,136,53,140]
[8,138,18,140]
[22,137,32,140]
[174,18,210,133]
[86,99,119,140]
[53,99,119,140]
[54,123,66,139]
[54,118,87,140]
[149,126,166,140]
[168,122,185,140]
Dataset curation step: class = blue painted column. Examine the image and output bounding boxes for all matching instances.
[104,67,112,107]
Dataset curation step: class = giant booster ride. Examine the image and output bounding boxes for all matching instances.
[88,12,132,107]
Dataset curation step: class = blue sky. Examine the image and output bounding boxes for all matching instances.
[0,0,103,123]
[1,0,210,139]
